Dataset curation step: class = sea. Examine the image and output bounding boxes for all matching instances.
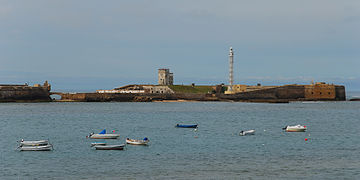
[1,100,360,179]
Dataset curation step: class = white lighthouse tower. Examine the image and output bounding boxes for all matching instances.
[228,47,234,91]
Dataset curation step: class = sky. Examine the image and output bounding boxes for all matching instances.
[0,0,359,91]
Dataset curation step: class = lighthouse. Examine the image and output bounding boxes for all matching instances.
[228,47,234,91]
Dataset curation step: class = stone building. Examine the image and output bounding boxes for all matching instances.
[158,69,173,85]
[99,84,174,94]
[224,84,278,94]
[146,85,174,94]
[304,82,336,99]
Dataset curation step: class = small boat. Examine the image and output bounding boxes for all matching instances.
[90,142,107,147]
[19,139,49,146]
[283,125,307,132]
[126,137,149,145]
[175,124,198,128]
[94,144,125,150]
[239,129,255,136]
[19,144,53,151]
[90,134,120,139]
[89,129,120,139]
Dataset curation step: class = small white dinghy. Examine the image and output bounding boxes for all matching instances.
[90,142,106,147]
[19,139,49,146]
[283,125,307,132]
[126,137,149,145]
[94,144,125,150]
[88,129,120,139]
[19,144,53,151]
[239,130,255,136]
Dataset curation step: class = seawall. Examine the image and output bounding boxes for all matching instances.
[59,93,215,102]
[0,85,51,102]
[220,85,345,102]
[58,85,346,103]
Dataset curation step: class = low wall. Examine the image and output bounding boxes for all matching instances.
[219,85,345,102]
[60,93,214,102]
[220,85,304,101]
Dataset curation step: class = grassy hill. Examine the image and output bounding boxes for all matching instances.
[168,85,215,94]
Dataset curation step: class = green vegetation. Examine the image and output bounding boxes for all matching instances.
[169,85,214,94]
[221,86,228,93]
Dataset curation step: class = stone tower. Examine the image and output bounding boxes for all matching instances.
[158,69,173,85]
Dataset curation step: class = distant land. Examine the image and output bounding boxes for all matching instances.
[0,80,348,103]
[1,67,358,102]
[1,72,359,93]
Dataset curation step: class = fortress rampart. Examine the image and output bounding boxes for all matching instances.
[58,83,346,103]
[221,84,345,102]
[0,80,345,103]
[0,82,51,102]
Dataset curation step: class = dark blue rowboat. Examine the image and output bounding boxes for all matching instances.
[175,124,198,128]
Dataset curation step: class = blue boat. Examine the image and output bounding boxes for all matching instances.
[175,124,198,128]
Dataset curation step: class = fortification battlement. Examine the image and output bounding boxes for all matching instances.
[0,81,51,92]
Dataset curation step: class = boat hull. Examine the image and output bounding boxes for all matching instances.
[20,140,49,146]
[94,144,125,150]
[91,142,107,147]
[286,128,306,132]
[90,134,120,139]
[19,144,53,151]
[175,124,198,128]
[239,130,255,136]
[285,125,307,132]
[126,139,149,145]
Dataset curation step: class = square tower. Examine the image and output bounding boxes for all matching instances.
[158,69,173,85]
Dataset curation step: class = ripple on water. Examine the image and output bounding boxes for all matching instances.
[0,102,359,179]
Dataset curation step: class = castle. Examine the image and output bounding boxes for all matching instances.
[0,81,51,102]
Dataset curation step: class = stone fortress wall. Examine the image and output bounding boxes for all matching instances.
[60,83,345,102]
[0,81,51,102]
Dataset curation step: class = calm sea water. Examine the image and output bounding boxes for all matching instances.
[1,101,359,179]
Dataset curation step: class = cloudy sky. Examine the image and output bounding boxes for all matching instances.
[0,0,359,91]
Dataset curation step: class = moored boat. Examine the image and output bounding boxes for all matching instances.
[89,129,120,139]
[90,142,107,147]
[126,137,149,145]
[283,125,307,132]
[19,144,53,151]
[94,144,125,150]
[90,134,120,139]
[19,139,49,146]
[175,124,198,128]
[239,129,255,136]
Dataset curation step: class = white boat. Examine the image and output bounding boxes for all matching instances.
[239,130,255,136]
[89,134,120,139]
[19,139,49,146]
[126,137,149,145]
[88,129,120,139]
[283,125,307,132]
[19,144,53,151]
[91,142,107,147]
[94,144,125,150]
